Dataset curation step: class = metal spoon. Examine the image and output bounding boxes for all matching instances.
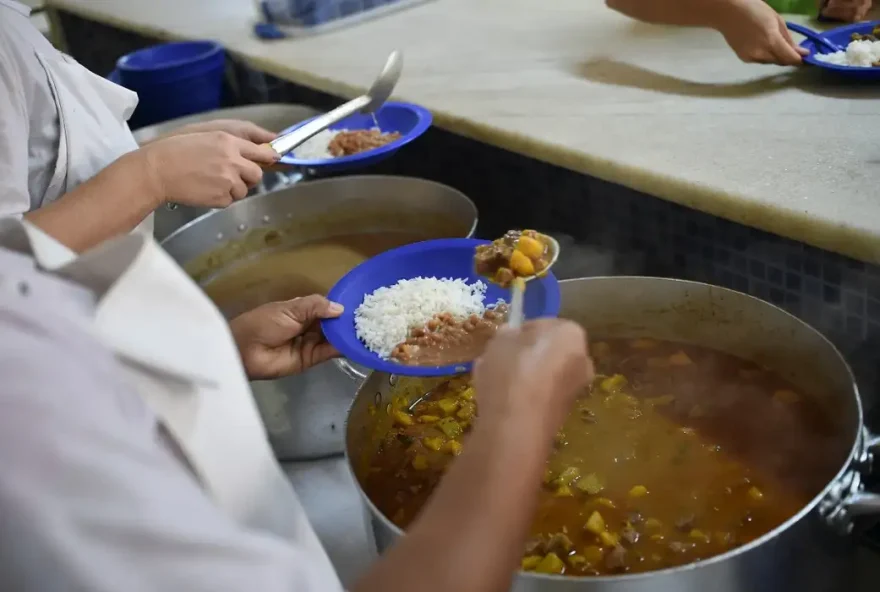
[507,233,560,329]
[407,379,452,412]
[405,234,559,409]
[268,49,403,158]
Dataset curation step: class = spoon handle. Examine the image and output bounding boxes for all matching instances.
[508,279,526,329]
[269,93,372,157]
[785,21,841,54]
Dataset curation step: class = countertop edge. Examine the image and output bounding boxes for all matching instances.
[44,1,880,265]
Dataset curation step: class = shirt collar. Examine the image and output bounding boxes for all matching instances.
[0,0,31,17]
[0,218,222,387]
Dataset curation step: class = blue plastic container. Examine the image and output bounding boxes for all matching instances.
[111,41,226,129]
[322,238,561,377]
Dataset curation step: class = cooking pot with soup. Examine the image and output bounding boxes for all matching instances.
[160,175,477,460]
[345,277,880,591]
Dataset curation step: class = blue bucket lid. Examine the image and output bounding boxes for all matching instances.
[116,41,224,82]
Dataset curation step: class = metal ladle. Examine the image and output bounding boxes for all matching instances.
[507,233,560,329]
[406,233,559,411]
[162,51,403,212]
[268,49,404,158]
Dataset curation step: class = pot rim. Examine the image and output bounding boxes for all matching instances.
[158,175,480,249]
[344,275,868,583]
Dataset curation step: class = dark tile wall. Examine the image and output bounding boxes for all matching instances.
[58,10,880,435]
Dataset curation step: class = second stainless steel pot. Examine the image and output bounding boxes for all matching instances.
[346,277,880,592]
[160,175,477,461]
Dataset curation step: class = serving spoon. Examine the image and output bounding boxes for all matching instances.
[507,233,560,329]
[785,22,843,54]
[267,49,403,159]
[405,233,559,411]
[161,51,403,211]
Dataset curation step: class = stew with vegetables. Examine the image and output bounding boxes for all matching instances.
[362,338,840,576]
[475,229,553,288]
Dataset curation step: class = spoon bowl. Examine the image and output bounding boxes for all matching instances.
[363,50,403,113]
[507,232,560,329]
[269,50,403,158]
[522,233,560,283]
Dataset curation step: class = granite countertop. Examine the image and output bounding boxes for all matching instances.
[46,0,880,263]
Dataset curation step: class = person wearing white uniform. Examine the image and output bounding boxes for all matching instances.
[0,0,279,252]
[0,214,594,592]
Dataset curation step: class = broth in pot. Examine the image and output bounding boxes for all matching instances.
[202,231,426,318]
[362,338,842,577]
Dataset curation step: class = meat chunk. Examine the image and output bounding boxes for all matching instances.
[621,525,640,546]
[668,541,691,554]
[546,532,574,556]
[626,511,644,525]
[604,546,628,572]
[674,514,696,532]
[524,537,546,556]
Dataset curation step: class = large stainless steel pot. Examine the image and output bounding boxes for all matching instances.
[161,175,477,461]
[346,277,880,592]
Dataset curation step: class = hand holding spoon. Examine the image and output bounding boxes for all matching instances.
[474,230,560,328]
[785,22,843,54]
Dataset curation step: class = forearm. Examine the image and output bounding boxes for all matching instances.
[353,414,553,592]
[606,0,733,27]
[24,151,161,252]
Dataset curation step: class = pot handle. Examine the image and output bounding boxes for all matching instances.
[844,490,880,517]
[822,428,880,533]
[843,429,880,517]
[867,431,880,454]
[334,358,368,382]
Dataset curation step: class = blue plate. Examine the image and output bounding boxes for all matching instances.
[322,238,561,377]
[796,20,880,79]
[278,101,432,172]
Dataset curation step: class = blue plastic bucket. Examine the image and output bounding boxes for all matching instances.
[112,41,225,129]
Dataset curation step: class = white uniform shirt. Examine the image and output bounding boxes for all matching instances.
[0,217,344,592]
[0,0,152,234]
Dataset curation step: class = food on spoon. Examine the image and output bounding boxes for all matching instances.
[292,128,402,160]
[474,229,553,288]
[354,277,506,366]
[362,339,839,576]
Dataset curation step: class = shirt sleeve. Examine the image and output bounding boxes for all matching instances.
[0,31,33,218]
[0,265,342,592]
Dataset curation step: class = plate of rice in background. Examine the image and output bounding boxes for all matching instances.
[277,101,432,172]
[321,238,561,377]
[800,20,880,79]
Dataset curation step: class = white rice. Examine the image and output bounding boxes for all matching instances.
[354,277,491,359]
[814,39,880,67]
[292,129,346,160]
